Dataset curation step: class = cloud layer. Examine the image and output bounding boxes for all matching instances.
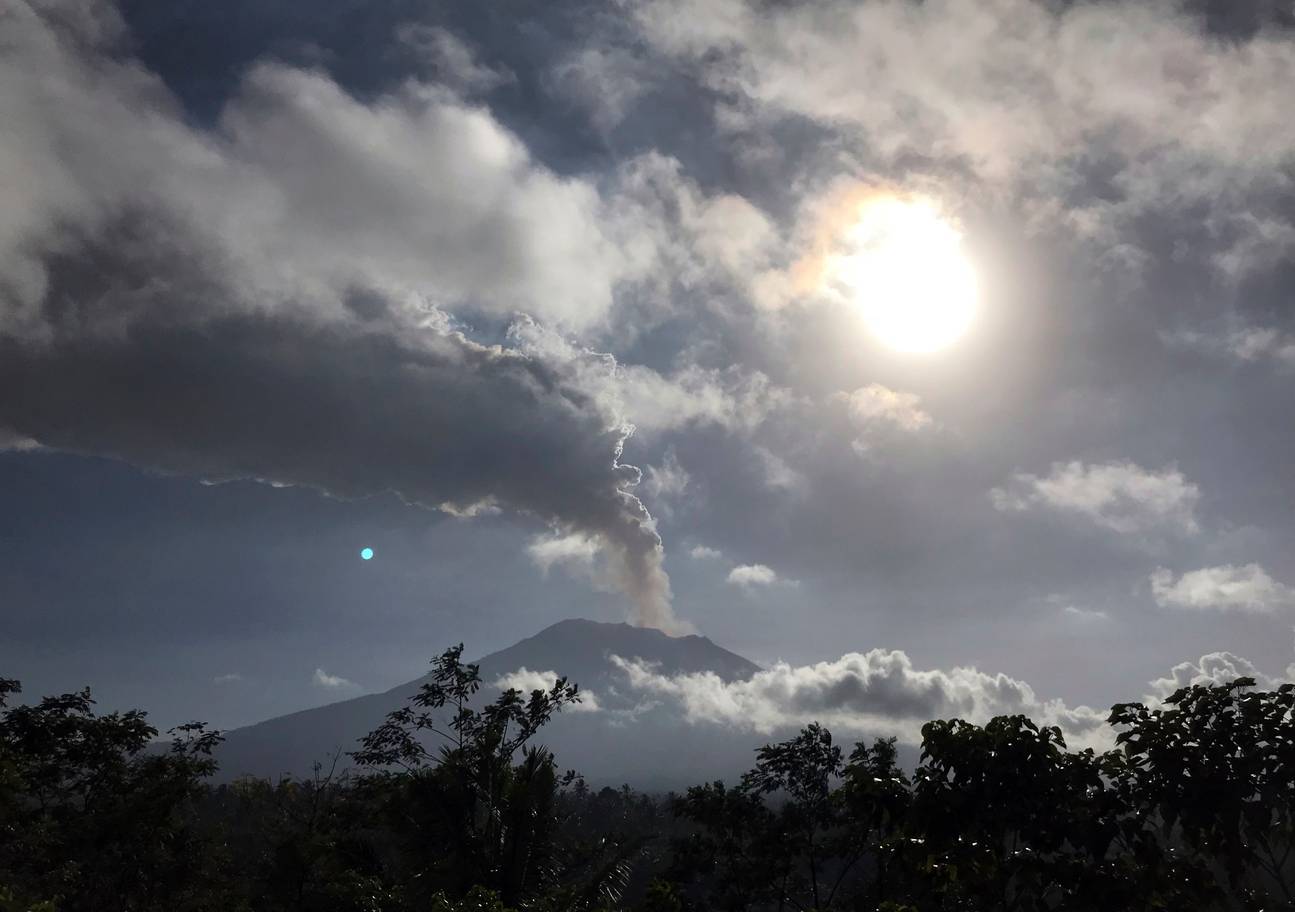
[634,0,1295,275]
[992,460,1200,536]
[1151,564,1295,613]
[0,1,705,632]
[612,649,1110,749]
[494,667,601,711]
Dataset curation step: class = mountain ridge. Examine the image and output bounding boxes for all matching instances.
[211,617,764,787]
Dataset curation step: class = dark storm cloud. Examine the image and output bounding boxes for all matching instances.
[7,0,1295,733]
[0,221,679,630]
[0,0,699,632]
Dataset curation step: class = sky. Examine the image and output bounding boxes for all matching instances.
[3,0,1295,737]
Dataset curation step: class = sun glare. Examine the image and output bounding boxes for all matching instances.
[828,195,978,354]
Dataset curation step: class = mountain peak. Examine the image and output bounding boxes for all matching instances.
[529,616,717,646]
[212,617,761,784]
[480,617,758,685]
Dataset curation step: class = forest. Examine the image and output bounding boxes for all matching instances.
[2,645,1293,912]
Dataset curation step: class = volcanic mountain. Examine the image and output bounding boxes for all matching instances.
[212,618,763,789]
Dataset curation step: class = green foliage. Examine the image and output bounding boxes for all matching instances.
[4,654,1294,912]
[667,685,1295,912]
[670,725,911,910]
[1111,677,1295,906]
[637,878,684,912]
[0,677,223,912]
[351,645,585,907]
[428,885,517,912]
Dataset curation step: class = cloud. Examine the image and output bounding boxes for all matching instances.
[0,428,40,452]
[1167,325,1295,368]
[838,384,933,433]
[1063,605,1110,623]
[546,47,650,133]
[395,24,514,93]
[510,318,794,436]
[1150,564,1295,613]
[493,667,601,712]
[0,305,688,630]
[613,646,1295,752]
[689,545,722,560]
[633,0,1295,276]
[727,563,795,588]
[212,672,244,685]
[991,460,1200,536]
[611,650,1109,749]
[754,446,806,494]
[640,448,691,506]
[1146,651,1294,703]
[836,383,933,453]
[0,2,662,335]
[0,1,693,634]
[527,531,603,575]
[313,668,358,690]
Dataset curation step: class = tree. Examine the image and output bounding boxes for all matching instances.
[0,677,222,912]
[1111,677,1295,908]
[670,724,904,911]
[351,645,583,907]
[669,779,784,911]
[741,723,846,910]
[837,737,911,908]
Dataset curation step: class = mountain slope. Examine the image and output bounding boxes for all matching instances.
[212,618,763,788]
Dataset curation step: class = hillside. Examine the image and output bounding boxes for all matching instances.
[212,618,764,788]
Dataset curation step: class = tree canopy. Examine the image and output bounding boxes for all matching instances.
[2,656,1293,911]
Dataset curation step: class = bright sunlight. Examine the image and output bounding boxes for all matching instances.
[828,195,978,354]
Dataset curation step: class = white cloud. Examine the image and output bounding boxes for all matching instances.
[611,650,1109,749]
[1063,605,1110,623]
[0,6,681,336]
[494,667,601,712]
[836,383,933,453]
[212,672,244,684]
[727,563,794,588]
[640,448,691,505]
[1228,327,1285,361]
[754,446,807,494]
[838,384,933,433]
[547,47,650,132]
[689,545,723,560]
[0,1,779,640]
[526,531,603,575]
[395,24,514,93]
[991,460,1200,536]
[1146,651,1294,703]
[634,0,1295,276]
[1150,564,1295,613]
[0,428,40,452]
[613,645,1295,752]
[1164,325,1295,368]
[1041,593,1110,623]
[509,318,794,436]
[1219,328,1295,367]
[313,668,358,690]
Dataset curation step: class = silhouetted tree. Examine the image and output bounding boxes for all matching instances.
[0,677,222,911]
[1111,677,1295,908]
[351,645,583,906]
[6,657,1294,912]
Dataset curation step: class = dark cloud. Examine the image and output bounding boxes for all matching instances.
[6,0,1295,735]
[0,208,682,631]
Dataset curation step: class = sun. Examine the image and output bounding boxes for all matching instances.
[828,195,978,354]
